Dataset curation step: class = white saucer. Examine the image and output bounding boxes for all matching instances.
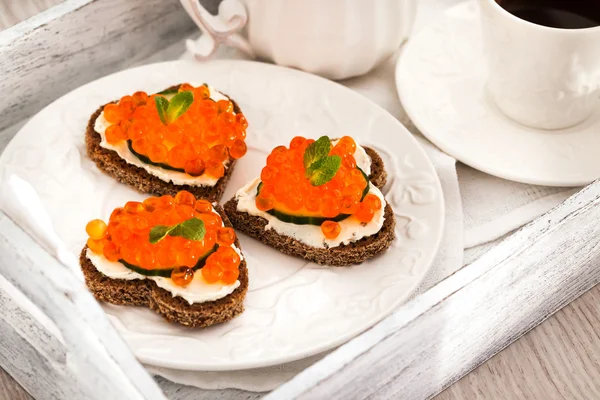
[396,0,600,187]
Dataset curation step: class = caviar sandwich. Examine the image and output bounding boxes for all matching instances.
[80,190,248,327]
[224,136,395,266]
[86,83,248,201]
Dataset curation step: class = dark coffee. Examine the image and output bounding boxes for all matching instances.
[496,0,600,29]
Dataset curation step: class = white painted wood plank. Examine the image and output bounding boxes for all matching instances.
[0,211,166,400]
[0,312,85,400]
[156,377,265,400]
[266,180,600,400]
[0,274,64,365]
[0,0,63,30]
[0,0,196,131]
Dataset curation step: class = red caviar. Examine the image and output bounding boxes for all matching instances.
[256,136,381,226]
[85,191,241,286]
[86,219,107,240]
[201,246,240,284]
[171,266,194,287]
[363,193,382,211]
[216,227,236,246]
[321,220,341,239]
[102,84,248,178]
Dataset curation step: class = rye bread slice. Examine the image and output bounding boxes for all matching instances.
[80,205,248,328]
[85,85,242,202]
[223,146,395,266]
[363,147,387,190]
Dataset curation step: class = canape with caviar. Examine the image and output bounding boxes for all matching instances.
[86,83,248,201]
[80,190,248,328]
[224,136,395,266]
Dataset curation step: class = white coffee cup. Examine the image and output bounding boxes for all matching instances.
[480,0,600,130]
[180,0,417,80]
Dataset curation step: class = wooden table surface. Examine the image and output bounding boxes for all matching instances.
[1,1,599,399]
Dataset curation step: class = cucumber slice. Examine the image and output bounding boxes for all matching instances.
[127,140,185,172]
[256,175,371,226]
[357,167,370,199]
[156,88,179,96]
[118,244,218,277]
[118,260,178,277]
[266,208,350,226]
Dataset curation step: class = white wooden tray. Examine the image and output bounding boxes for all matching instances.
[1,0,600,399]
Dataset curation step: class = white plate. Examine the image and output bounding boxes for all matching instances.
[396,1,600,187]
[0,60,444,371]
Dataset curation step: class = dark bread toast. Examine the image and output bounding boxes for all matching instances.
[363,147,387,189]
[85,85,241,202]
[80,205,248,328]
[223,146,395,266]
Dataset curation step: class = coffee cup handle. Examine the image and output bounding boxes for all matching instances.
[179,0,255,60]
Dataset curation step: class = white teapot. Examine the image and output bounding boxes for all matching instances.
[181,0,417,80]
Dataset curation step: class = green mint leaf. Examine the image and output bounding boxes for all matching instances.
[307,155,341,186]
[149,225,171,244]
[303,136,331,170]
[168,218,206,241]
[148,218,205,244]
[166,91,194,124]
[305,157,322,178]
[155,96,169,125]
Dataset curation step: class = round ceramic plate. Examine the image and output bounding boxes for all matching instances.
[0,60,444,371]
[396,0,600,187]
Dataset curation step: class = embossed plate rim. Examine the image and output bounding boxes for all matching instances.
[0,59,444,371]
